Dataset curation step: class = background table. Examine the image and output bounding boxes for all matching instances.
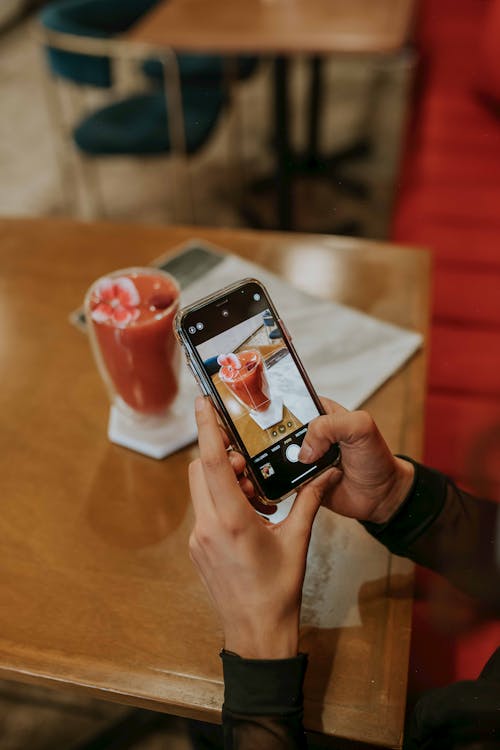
[130,0,415,55]
[130,0,416,232]
[0,218,429,748]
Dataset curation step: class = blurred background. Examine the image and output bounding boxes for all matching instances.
[1,1,402,235]
[0,0,499,748]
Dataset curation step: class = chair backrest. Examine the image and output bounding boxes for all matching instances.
[36,23,188,162]
[39,0,160,87]
[35,20,204,222]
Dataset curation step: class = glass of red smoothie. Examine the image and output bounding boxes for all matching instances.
[85,268,180,417]
[218,350,271,412]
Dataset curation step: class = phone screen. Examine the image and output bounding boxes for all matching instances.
[182,280,339,501]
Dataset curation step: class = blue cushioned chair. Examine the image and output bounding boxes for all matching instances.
[142,54,258,87]
[74,86,224,156]
[37,2,231,220]
[203,356,220,377]
[263,312,283,341]
[40,0,259,89]
[40,0,160,87]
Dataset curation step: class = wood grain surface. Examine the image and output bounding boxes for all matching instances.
[0,218,429,747]
[129,0,415,55]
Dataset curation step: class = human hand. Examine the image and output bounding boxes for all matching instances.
[298,398,415,524]
[188,396,328,659]
[218,424,279,516]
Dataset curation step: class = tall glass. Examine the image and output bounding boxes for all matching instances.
[219,349,271,412]
[84,267,180,417]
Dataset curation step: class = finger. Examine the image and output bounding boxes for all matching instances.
[219,424,232,449]
[227,452,255,498]
[307,466,343,495]
[227,450,247,477]
[195,397,251,520]
[239,476,255,498]
[285,475,326,534]
[308,467,344,511]
[319,396,349,415]
[297,397,348,463]
[188,458,216,523]
[298,409,373,464]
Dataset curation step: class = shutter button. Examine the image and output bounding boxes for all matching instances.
[285,444,301,463]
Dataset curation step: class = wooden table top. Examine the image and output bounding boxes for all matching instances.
[129,0,415,55]
[0,218,429,748]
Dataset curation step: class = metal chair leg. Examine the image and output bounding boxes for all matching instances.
[74,152,106,219]
[66,84,106,219]
[162,53,196,224]
[38,61,79,215]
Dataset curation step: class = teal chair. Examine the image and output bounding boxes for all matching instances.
[37,7,228,221]
[40,0,160,87]
[73,87,224,156]
[40,0,258,90]
[142,54,258,87]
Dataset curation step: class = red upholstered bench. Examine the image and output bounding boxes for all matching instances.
[391,0,500,696]
[432,268,500,325]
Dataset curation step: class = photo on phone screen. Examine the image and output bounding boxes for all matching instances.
[179,279,340,501]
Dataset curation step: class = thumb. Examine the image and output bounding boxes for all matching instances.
[308,465,343,495]
[285,469,338,534]
[319,396,349,416]
[298,409,374,464]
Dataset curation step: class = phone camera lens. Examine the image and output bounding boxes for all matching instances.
[253,293,261,301]
[188,326,196,334]
[222,309,229,317]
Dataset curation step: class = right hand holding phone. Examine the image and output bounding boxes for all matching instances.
[188,396,327,659]
[300,398,415,524]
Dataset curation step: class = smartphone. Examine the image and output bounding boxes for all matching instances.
[176,278,340,503]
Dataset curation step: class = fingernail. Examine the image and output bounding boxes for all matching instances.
[299,443,314,462]
[195,396,206,413]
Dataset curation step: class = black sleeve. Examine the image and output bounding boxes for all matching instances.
[362,457,500,612]
[404,647,500,750]
[221,650,308,750]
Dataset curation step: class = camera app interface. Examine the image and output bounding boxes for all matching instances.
[190,297,324,496]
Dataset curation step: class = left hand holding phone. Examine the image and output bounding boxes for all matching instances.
[189,396,335,659]
[298,398,415,524]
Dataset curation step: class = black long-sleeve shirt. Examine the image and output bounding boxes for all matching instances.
[221,461,500,750]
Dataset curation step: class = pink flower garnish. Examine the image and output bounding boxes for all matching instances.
[91,276,141,328]
[217,353,242,370]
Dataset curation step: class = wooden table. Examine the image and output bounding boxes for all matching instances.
[130,0,415,56]
[0,218,429,748]
[130,0,416,231]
